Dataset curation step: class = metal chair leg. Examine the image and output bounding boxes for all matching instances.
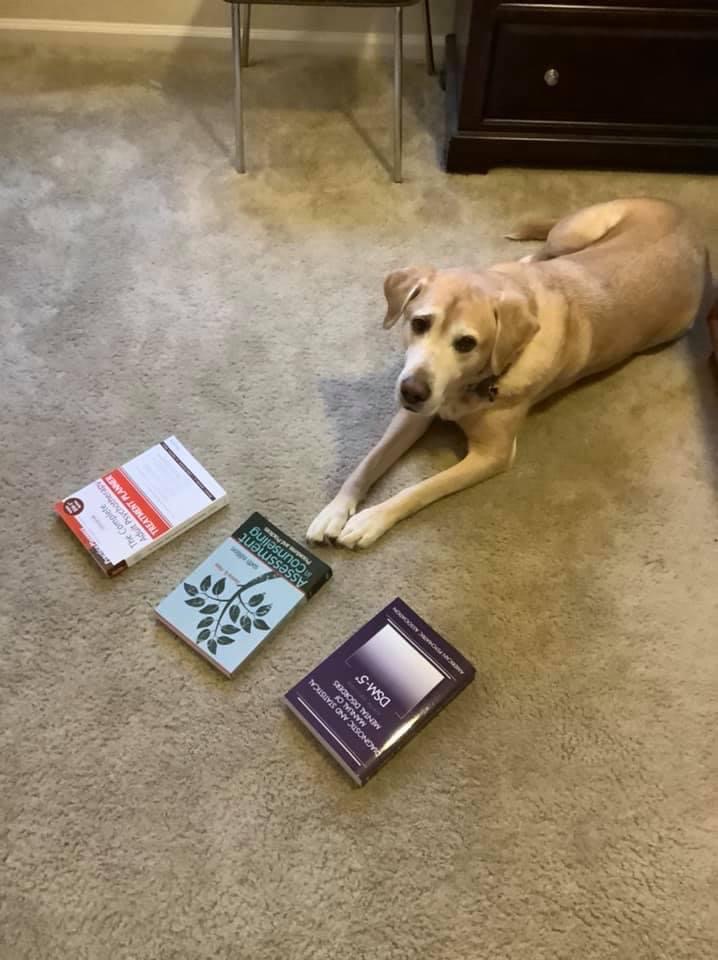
[393,6,403,183]
[421,0,436,76]
[241,5,251,67]
[231,4,246,173]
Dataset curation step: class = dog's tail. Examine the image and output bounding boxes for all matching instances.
[504,218,559,242]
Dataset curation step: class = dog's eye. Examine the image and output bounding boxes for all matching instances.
[454,335,477,353]
[411,315,432,335]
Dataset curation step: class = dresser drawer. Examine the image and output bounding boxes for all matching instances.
[485,21,718,126]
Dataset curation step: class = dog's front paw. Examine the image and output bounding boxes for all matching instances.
[336,505,396,549]
[306,496,357,544]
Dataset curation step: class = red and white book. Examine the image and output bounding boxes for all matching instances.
[54,436,227,576]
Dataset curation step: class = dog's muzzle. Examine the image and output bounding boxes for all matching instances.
[399,374,432,409]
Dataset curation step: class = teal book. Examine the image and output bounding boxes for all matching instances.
[155,513,332,676]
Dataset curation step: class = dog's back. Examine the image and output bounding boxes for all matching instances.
[516,199,710,372]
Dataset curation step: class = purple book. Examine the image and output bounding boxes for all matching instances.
[284,598,476,785]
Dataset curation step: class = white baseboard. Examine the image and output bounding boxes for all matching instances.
[0,18,441,60]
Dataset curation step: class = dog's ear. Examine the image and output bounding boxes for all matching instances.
[490,290,539,376]
[383,266,433,329]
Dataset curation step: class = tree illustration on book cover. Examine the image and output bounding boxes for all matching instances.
[182,571,279,656]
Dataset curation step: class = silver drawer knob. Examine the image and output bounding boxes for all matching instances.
[544,68,560,87]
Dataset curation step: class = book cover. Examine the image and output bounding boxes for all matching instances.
[155,513,332,677]
[284,598,475,785]
[54,436,227,576]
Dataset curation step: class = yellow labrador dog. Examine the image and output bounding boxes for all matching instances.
[307,198,713,549]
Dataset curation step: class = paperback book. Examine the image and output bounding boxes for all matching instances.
[155,513,332,677]
[284,598,475,785]
[54,436,227,576]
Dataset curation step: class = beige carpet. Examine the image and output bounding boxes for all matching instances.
[1,42,717,960]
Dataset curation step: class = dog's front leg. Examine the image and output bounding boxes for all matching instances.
[306,409,433,543]
[337,405,526,549]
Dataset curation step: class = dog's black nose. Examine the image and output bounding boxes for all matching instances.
[400,376,431,406]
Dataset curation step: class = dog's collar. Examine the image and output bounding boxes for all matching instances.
[467,370,504,403]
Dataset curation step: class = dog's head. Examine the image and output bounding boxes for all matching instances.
[383,266,539,415]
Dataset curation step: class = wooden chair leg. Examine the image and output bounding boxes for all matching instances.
[393,6,403,183]
[231,4,246,173]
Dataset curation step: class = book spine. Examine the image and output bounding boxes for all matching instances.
[54,501,117,576]
[154,610,232,677]
[284,697,363,785]
[125,494,228,567]
[303,564,333,601]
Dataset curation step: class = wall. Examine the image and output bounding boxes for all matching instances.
[0,0,455,52]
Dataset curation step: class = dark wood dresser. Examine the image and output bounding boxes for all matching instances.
[445,0,718,173]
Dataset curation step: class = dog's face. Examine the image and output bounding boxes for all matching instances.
[383,267,539,416]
